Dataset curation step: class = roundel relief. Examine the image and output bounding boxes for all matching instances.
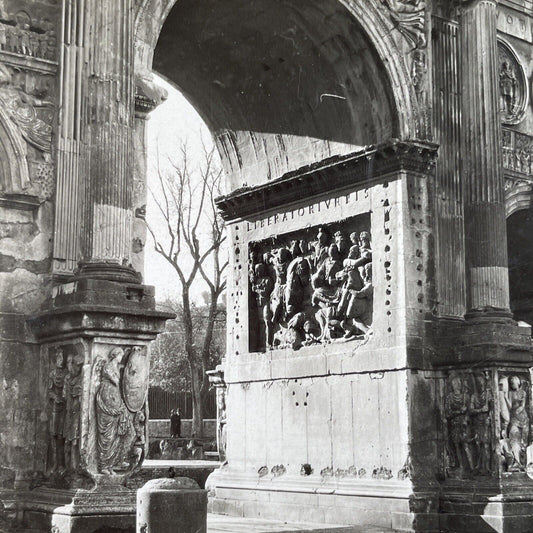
[498,39,528,125]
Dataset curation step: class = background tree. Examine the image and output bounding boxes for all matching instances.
[142,143,227,437]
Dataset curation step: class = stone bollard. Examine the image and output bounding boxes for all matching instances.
[137,477,207,533]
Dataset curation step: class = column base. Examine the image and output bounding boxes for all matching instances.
[76,260,142,284]
[439,476,533,533]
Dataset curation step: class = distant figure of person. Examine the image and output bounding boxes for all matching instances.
[170,409,181,438]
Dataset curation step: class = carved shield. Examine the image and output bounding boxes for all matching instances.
[121,346,149,413]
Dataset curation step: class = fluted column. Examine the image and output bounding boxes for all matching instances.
[459,0,511,315]
[79,0,137,282]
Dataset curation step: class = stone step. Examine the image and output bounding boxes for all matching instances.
[207,514,399,533]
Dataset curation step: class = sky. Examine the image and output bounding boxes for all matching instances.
[144,76,222,305]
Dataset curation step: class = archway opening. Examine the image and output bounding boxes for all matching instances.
[153,0,399,191]
[507,209,533,324]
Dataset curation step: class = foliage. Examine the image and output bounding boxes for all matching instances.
[150,298,226,410]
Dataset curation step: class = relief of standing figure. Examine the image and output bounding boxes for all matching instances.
[445,375,474,474]
[95,347,131,474]
[48,348,67,473]
[469,374,492,475]
[63,352,83,472]
[507,376,530,471]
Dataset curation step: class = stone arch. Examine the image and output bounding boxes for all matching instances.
[506,181,533,218]
[506,206,533,324]
[0,107,30,193]
[134,0,420,189]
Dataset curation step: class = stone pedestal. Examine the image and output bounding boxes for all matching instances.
[208,141,441,532]
[21,277,173,532]
[136,478,207,533]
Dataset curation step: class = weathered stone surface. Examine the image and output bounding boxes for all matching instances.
[0,0,532,532]
[136,477,207,533]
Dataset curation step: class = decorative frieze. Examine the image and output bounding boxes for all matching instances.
[502,128,533,177]
[0,8,57,61]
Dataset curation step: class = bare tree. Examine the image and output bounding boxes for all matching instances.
[142,142,227,437]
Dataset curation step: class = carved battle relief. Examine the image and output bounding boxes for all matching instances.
[93,346,148,476]
[498,40,528,125]
[248,215,372,352]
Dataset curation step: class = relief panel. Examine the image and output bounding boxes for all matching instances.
[248,213,372,352]
[441,369,533,480]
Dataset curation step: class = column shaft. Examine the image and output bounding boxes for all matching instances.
[82,0,134,268]
[460,0,510,314]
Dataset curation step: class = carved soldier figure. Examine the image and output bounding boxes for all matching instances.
[336,245,364,332]
[285,249,311,318]
[270,247,292,327]
[251,262,274,348]
[469,374,492,475]
[48,348,67,473]
[343,263,373,337]
[499,377,511,437]
[333,231,349,258]
[313,227,329,269]
[0,21,6,51]
[445,375,474,474]
[312,244,344,340]
[500,60,517,115]
[63,352,83,472]
[217,392,227,461]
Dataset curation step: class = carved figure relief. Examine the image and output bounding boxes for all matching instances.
[0,60,55,199]
[63,351,83,472]
[502,128,533,177]
[47,347,67,473]
[381,0,428,106]
[498,40,528,125]
[248,215,372,351]
[93,346,147,476]
[444,374,475,475]
[0,9,57,61]
[217,391,227,461]
[0,62,52,153]
[442,371,533,478]
[381,0,427,49]
[499,374,532,472]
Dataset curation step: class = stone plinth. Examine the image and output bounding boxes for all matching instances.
[20,276,173,532]
[137,477,207,533]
